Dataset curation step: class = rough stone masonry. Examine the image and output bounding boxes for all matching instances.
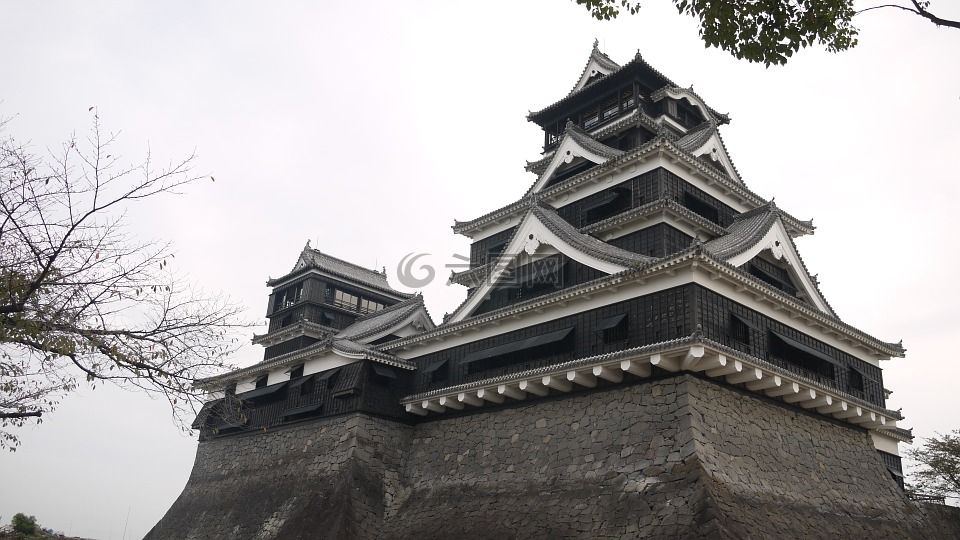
[146,374,960,539]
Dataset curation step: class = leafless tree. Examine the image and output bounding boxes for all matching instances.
[0,111,248,450]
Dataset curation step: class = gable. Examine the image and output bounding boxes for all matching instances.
[569,41,621,96]
[528,130,621,195]
[447,207,643,323]
[722,219,833,315]
[682,131,741,185]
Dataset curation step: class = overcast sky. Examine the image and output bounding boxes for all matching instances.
[1,2,959,538]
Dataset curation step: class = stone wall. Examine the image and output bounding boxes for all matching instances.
[146,375,960,539]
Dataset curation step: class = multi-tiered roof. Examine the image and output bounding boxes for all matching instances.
[193,44,910,485]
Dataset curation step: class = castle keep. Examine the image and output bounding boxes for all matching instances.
[147,45,960,538]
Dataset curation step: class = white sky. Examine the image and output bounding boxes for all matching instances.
[1,1,958,538]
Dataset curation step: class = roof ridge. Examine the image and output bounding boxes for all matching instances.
[304,245,385,279]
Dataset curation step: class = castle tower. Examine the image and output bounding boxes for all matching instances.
[150,46,960,539]
[401,41,910,483]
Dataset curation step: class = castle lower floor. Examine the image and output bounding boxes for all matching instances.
[147,374,959,539]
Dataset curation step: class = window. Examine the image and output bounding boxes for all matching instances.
[332,289,359,310]
[848,368,864,394]
[682,192,719,223]
[748,259,798,297]
[359,298,384,314]
[728,314,755,346]
[769,331,837,381]
[582,186,631,225]
[462,327,574,375]
[317,367,341,390]
[369,363,396,387]
[423,359,449,384]
[274,283,303,312]
[290,364,304,380]
[254,375,268,389]
[596,314,629,344]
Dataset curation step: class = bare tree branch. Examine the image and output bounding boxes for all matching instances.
[0,111,251,450]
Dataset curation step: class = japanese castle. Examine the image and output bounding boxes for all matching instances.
[149,44,960,539]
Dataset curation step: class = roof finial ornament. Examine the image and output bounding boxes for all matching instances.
[305,239,311,249]
[382,266,387,275]
[593,38,599,50]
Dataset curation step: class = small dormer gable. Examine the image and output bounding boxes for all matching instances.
[704,204,832,315]
[651,86,729,127]
[569,39,621,96]
[447,202,651,322]
[335,295,435,345]
[675,123,743,185]
[527,122,624,195]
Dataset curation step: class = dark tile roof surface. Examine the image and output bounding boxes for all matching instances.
[268,243,413,298]
[703,202,780,260]
[564,121,626,160]
[530,49,678,123]
[530,203,654,267]
[334,295,432,341]
[674,121,717,153]
[458,132,818,237]
[331,339,415,369]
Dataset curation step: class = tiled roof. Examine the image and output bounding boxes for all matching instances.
[525,110,653,175]
[564,121,626,160]
[529,50,678,123]
[267,243,413,298]
[568,40,621,97]
[400,246,904,359]
[531,203,654,267]
[457,134,813,238]
[703,202,780,260]
[675,121,717,153]
[649,85,730,125]
[334,295,433,341]
[331,339,415,370]
[702,202,835,317]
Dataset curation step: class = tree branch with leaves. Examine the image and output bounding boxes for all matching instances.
[0,111,249,450]
[575,0,959,66]
[907,429,960,500]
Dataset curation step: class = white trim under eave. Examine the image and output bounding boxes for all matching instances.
[447,210,633,323]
